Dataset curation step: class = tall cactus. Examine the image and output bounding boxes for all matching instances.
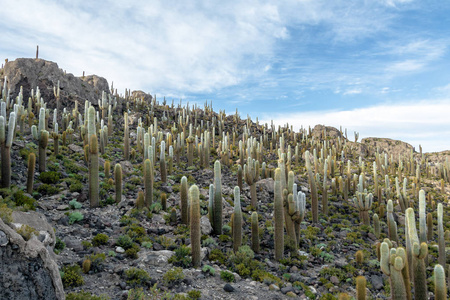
[244,157,260,208]
[212,160,222,235]
[89,134,99,208]
[434,264,446,300]
[27,152,36,193]
[123,112,129,160]
[232,186,242,252]
[251,211,259,253]
[274,168,284,260]
[144,159,153,208]
[353,193,373,225]
[323,159,328,216]
[356,276,366,300]
[160,140,167,183]
[305,151,318,223]
[387,200,398,243]
[181,176,189,224]
[114,163,122,203]
[437,203,445,267]
[405,207,428,299]
[0,112,15,188]
[380,242,411,300]
[189,185,201,267]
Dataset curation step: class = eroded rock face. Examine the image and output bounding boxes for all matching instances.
[0,217,65,300]
[1,58,109,109]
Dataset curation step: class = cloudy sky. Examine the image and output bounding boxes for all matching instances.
[1,0,450,152]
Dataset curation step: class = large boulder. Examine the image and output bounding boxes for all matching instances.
[361,137,415,158]
[0,217,65,300]
[131,90,152,103]
[0,58,110,110]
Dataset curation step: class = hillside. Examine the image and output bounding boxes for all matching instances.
[0,58,450,300]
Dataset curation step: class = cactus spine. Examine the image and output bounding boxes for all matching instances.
[114,163,122,203]
[305,151,318,223]
[189,185,201,267]
[274,168,284,260]
[232,186,242,252]
[251,211,259,253]
[181,176,189,224]
[27,152,36,193]
[144,159,153,208]
[212,160,222,235]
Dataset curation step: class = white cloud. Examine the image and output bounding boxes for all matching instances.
[261,100,450,153]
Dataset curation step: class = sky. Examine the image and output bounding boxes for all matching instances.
[1,0,450,152]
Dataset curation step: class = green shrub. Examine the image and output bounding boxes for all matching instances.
[61,264,84,288]
[162,267,185,286]
[37,184,59,195]
[69,181,83,193]
[168,244,191,268]
[69,199,82,209]
[54,237,66,254]
[149,202,162,213]
[202,265,215,276]
[202,237,217,248]
[39,171,60,184]
[66,291,109,300]
[116,235,134,250]
[187,290,201,300]
[125,247,139,259]
[69,211,84,224]
[92,233,109,247]
[124,267,151,288]
[220,271,235,282]
[209,248,226,265]
[87,253,106,273]
[0,203,13,223]
[13,191,36,210]
[81,240,93,249]
[16,224,39,241]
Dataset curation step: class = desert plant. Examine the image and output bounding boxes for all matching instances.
[190,185,201,267]
[114,163,122,203]
[27,152,36,193]
[232,186,242,252]
[0,112,16,188]
[274,168,284,261]
[251,211,259,253]
[143,159,153,207]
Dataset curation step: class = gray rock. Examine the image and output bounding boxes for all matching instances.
[0,230,8,246]
[370,275,384,290]
[138,250,174,266]
[0,218,64,300]
[116,247,125,253]
[200,216,212,235]
[281,286,295,294]
[223,283,235,292]
[131,90,152,103]
[256,178,274,193]
[12,211,56,248]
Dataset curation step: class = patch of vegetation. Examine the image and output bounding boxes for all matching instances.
[124,267,151,288]
[39,171,60,184]
[37,184,59,195]
[69,199,82,209]
[69,211,84,224]
[168,244,192,268]
[66,290,109,300]
[220,270,235,283]
[92,233,109,247]
[162,267,185,286]
[16,224,39,240]
[61,264,84,288]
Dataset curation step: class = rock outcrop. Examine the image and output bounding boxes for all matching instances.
[0,58,109,109]
[0,217,65,300]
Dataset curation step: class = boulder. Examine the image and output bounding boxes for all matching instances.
[11,211,56,248]
[131,90,152,103]
[0,217,65,300]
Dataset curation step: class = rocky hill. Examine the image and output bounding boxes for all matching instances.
[0,58,449,300]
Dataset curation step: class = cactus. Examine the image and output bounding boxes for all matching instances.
[232,186,242,252]
[427,212,433,241]
[251,211,259,253]
[244,157,260,208]
[124,112,129,160]
[161,193,167,211]
[38,130,49,173]
[208,184,214,225]
[136,191,145,209]
[213,160,222,235]
[0,112,15,188]
[355,250,364,264]
[27,152,36,194]
[160,140,167,183]
[356,276,366,300]
[380,242,410,300]
[373,213,380,239]
[305,151,318,223]
[434,264,446,300]
[387,200,398,243]
[405,207,428,299]
[190,185,201,267]
[181,176,189,225]
[323,160,328,216]
[104,160,110,179]
[89,134,99,208]
[114,163,122,203]
[437,203,445,267]
[274,168,284,260]
[353,192,373,225]
[237,165,243,191]
[140,158,152,207]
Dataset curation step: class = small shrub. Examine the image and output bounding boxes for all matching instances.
[187,290,201,300]
[149,202,162,213]
[69,199,82,209]
[66,290,109,300]
[220,271,235,283]
[162,267,185,286]
[202,237,217,248]
[87,253,106,273]
[141,241,153,249]
[125,247,139,259]
[0,203,13,223]
[37,184,59,195]
[13,191,36,210]
[92,233,109,247]
[209,248,226,265]
[168,244,191,268]
[202,265,215,276]
[69,211,84,224]
[54,237,66,254]
[62,264,84,288]
[69,181,83,193]
[16,224,39,241]
[39,171,60,184]
[116,235,134,250]
[124,267,151,288]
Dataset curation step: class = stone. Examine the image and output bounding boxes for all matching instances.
[286,291,297,297]
[330,276,340,285]
[116,247,125,253]
[200,216,212,235]
[12,211,56,248]
[0,230,8,246]
[223,283,235,292]
[138,250,174,266]
[0,218,64,299]
[256,178,274,193]
[370,275,384,290]
[281,286,295,294]
[269,284,280,291]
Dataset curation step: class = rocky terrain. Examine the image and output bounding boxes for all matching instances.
[0,58,449,300]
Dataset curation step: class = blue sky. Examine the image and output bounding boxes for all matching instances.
[1,0,450,152]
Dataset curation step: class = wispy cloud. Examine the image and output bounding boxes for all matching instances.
[261,100,450,153]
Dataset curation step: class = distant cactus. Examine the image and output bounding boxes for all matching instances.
[161,193,167,211]
[232,186,242,252]
[437,203,445,267]
[179,176,189,225]
[355,250,364,264]
[114,163,122,203]
[353,193,373,225]
[244,157,260,208]
[305,151,318,223]
[27,152,36,194]
[212,160,222,235]
[104,160,110,179]
[136,191,145,209]
[160,140,167,183]
[38,130,49,173]
[190,185,201,267]
[123,112,129,160]
[387,200,398,243]
[144,159,153,208]
[251,211,259,253]
[373,213,380,239]
[274,168,284,261]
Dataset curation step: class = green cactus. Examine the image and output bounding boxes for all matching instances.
[208,184,214,225]
[353,192,373,225]
[405,207,428,299]
[274,168,284,261]
[427,212,433,241]
[305,151,318,223]
[104,160,110,179]
[181,176,189,224]
[136,190,145,209]
[244,157,260,208]
[160,140,167,183]
[124,112,129,160]
[88,134,99,208]
[437,203,445,267]
[373,213,380,239]
[380,242,410,300]
[356,276,366,300]
[143,159,153,208]
[387,200,398,243]
[434,264,446,300]
[114,163,122,203]
[213,160,222,235]
[232,186,242,252]
[251,211,259,253]
[27,152,36,194]
[0,112,15,188]
[38,130,49,173]
[323,160,328,216]
[237,164,243,191]
[190,185,201,267]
